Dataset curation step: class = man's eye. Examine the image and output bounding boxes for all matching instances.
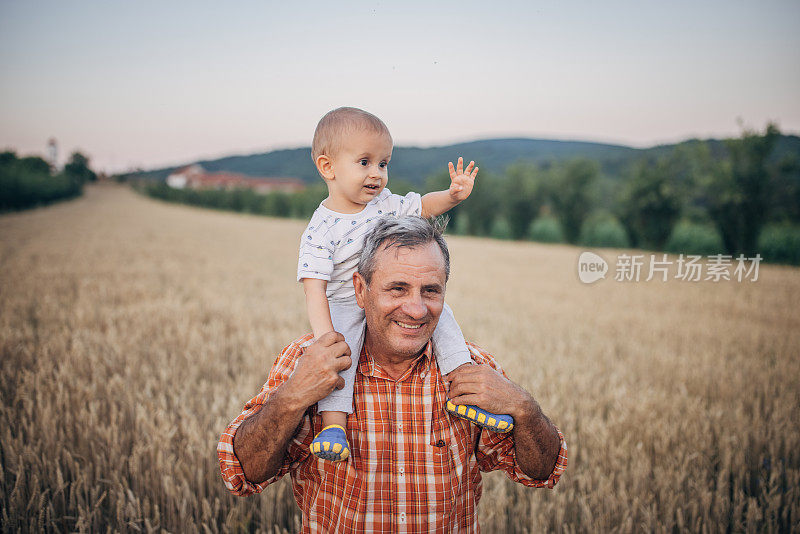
[359,159,368,166]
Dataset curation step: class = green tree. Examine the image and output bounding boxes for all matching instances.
[579,213,631,248]
[261,191,292,217]
[489,216,512,239]
[550,159,598,244]
[19,156,52,175]
[702,123,780,255]
[63,151,97,184]
[289,183,327,218]
[501,163,547,239]
[618,157,683,250]
[460,171,501,236]
[0,151,82,211]
[454,212,470,235]
[528,215,565,243]
[770,152,800,223]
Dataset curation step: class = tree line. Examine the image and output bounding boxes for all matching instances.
[1,151,97,212]
[426,123,799,264]
[138,123,800,265]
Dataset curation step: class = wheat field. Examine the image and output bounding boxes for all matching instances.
[1,184,798,532]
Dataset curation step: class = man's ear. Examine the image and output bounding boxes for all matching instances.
[353,272,367,310]
[315,154,335,182]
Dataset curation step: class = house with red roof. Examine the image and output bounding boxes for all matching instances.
[166,164,305,194]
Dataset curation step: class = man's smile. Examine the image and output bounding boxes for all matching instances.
[393,320,423,330]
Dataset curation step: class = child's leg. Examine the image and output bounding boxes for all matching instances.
[432,302,472,375]
[311,301,365,461]
[317,301,365,414]
[434,303,515,433]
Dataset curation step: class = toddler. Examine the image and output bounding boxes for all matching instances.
[298,107,513,462]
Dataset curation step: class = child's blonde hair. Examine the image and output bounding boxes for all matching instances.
[311,107,392,162]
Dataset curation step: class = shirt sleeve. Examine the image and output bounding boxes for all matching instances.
[467,343,568,489]
[297,217,334,282]
[397,191,422,217]
[217,335,315,496]
[380,189,422,218]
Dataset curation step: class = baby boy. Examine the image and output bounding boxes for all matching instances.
[298,107,513,461]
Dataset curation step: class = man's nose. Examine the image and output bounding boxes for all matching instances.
[400,292,427,319]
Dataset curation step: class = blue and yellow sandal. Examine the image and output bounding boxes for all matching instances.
[445,400,514,433]
[310,424,350,461]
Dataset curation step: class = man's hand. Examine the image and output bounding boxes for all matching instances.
[445,363,530,419]
[448,157,478,203]
[233,332,352,484]
[284,331,352,410]
[446,363,562,481]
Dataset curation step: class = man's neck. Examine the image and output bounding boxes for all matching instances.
[363,334,428,381]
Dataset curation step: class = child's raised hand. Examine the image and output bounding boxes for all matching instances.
[448,157,478,202]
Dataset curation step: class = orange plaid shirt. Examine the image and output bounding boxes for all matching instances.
[218,334,567,533]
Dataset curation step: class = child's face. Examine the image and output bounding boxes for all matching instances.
[325,128,392,213]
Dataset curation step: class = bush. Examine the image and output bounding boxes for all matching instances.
[140,181,330,221]
[289,185,327,219]
[758,224,800,265]
[579,216,630,248]
[453,213,470,235]
[665,221,725,256]
[528,216,565,243]
[489,217,512,240]
[261,192,292,217]
[0,152,84,211]
[550,159,599,244]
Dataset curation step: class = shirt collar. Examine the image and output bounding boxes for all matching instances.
[357,340,435,381]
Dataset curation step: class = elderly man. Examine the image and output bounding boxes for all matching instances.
[218,216,567,532]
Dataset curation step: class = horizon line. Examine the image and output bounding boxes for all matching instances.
[126,129,800,175]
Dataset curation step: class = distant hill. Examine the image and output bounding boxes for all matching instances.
[124,135,800,185]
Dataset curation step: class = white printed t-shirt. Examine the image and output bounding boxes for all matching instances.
[297,189,422,302]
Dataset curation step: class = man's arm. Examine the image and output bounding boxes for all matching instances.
[222,332,352,490]
[421,157,478,217]
[503,389,562,480]
[446,355,566,484]
[233,381,312,484]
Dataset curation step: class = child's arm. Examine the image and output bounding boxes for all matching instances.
[302,278,335,339]
[421,156,479,218]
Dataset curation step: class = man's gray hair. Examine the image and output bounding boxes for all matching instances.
[358,216,450,284]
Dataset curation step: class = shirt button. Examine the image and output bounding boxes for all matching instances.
[397,422,403,430]
[399,466,405,474]
[399,512,406,524]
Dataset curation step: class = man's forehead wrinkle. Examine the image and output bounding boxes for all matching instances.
[380,278,443,290]
[370,243,447,288]
[379,243,444,266]
[377,262,445,281]
[382,280,410,288]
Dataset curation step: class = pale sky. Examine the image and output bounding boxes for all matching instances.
[1,1,798,172]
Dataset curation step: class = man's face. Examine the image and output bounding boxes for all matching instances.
[354,241,447,360]
[326,128,392,213]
